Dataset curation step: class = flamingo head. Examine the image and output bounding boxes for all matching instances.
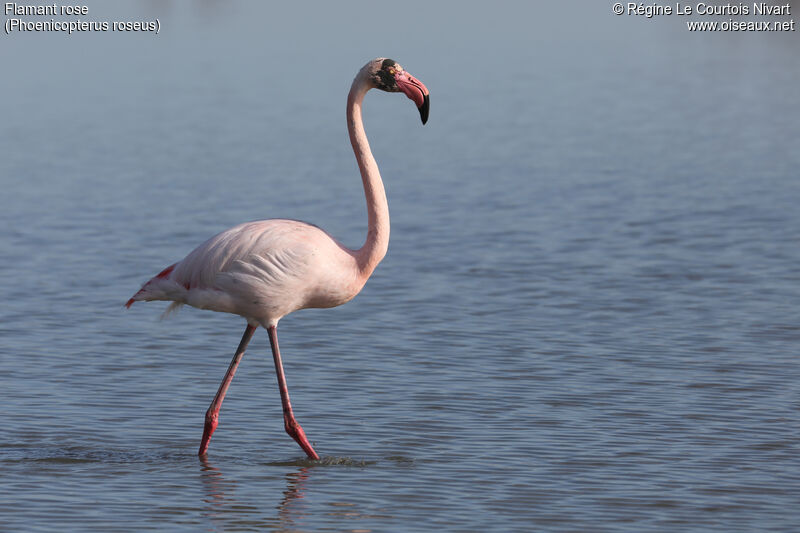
[367,58,430,125]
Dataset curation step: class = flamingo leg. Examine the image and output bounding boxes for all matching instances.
[199,324,257,456]
[267,325,320,460]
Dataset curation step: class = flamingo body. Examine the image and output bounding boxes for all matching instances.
[127,220,364,326]
[126,58,429,460]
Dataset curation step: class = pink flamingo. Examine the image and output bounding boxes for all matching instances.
[126,58,429,460]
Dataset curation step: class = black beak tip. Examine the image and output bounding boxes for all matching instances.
[419,94,430,125]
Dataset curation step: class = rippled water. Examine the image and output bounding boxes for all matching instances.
[2,1,800,531]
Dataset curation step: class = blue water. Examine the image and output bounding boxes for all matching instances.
[2,1,800,531]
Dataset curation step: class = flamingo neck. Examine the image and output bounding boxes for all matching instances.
[348,74,389,280]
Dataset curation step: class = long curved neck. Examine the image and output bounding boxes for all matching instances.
[348,74,389,279]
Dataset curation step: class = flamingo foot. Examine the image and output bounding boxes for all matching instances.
[285,415,319,460]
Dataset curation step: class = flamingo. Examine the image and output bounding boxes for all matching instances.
[126,58,429,460]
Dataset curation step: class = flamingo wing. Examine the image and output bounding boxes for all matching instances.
[126,220,321,321]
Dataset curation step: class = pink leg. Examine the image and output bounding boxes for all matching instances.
[199,324,257,456]
[267,325,320,460]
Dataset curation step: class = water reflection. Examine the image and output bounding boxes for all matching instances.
[198,456,237,509]
[277,468,311,525]
[199,455,311,530]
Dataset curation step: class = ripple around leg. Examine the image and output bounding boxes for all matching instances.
[266,455,378,467]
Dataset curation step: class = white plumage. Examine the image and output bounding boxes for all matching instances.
[128,220,363,326]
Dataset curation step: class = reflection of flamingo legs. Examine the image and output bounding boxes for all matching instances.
[278,468,311,525]
[199,455,235,508]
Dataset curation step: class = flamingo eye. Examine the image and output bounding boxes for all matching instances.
[388,68,395,75]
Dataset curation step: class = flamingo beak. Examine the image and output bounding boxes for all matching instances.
[419,93,430,125]
[396,71,430,125]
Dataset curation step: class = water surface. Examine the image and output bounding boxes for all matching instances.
[1,1,799,531]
